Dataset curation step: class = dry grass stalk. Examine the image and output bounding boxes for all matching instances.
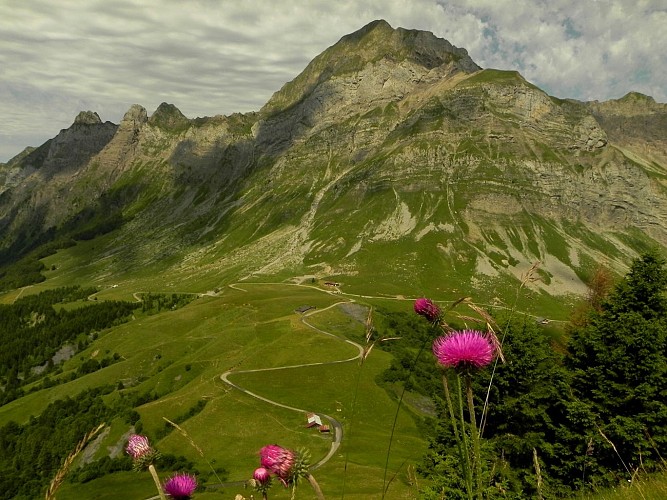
[596,425,647,499]
[480,263,540,436]
[45,422,106,500]
[533,447,544,500]
[450,298,505,363]
[162,416,224,484]
[520,261,542,289]
[361,307,401,362]
[644,429,667,467]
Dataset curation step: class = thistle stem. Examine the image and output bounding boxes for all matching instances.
[456,374,474,500]
[148,464,167,500]
[443,374,471,499]
[465,373,483,499]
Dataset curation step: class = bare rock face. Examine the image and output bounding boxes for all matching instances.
[21,110,118,173]
[74,110,103,125]
[255,19,481,153]
[89,105,148,179]
[450,75,608,153]
[587,92,667,166]
[120,104,148,132]
[0,147,36,193]
[0,110,118,243]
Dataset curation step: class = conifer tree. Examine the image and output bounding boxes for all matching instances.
[566,252,667,480]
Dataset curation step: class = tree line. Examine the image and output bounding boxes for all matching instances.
[0,286,140,405]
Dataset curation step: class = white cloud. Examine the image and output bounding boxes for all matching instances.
[0,0,665,162]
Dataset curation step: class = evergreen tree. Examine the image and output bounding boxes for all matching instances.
[566,252,667,483]
[480,317,572,497]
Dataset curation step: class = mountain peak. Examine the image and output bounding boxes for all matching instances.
[118,104,148,133]
[619,91,656,104]
[148,102,190,131]
[73,110,102,125]
[341,19,393,41]
[122,104,148,124]
[3,20,666,311]
[588,91,665,118]
[261,20,480,115]
[340,19,479,71]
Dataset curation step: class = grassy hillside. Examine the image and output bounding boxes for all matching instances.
[0,281,432,499]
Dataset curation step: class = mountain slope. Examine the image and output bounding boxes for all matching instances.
[1,20,666,305]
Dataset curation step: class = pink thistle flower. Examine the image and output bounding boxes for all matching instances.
[414,298,440,322]
[259,444,296,485]
[125,434,153,460]
[253,467,271,485]
[163,473,197,499]
[433,330,495,369]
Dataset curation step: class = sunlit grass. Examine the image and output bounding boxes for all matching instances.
[575,472,667,500]
[4,283,427,498]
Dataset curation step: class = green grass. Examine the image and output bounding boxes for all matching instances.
[575,471,667,500]
[56,471,159,500]
[2,283,427,499]
[1,251,659,499]
[461,69,530,86]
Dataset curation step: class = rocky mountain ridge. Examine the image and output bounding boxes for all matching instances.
[1,20,666,300]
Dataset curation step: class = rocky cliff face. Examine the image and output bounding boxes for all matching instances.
[1,20,665,298]
[0,113,118,251]
[587,92,667,168]
[256,19,480,154]
[0,112,116,194]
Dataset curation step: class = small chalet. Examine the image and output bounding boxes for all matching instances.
[306,413,323,427]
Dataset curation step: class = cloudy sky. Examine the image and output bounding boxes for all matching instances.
[1,0,665,162]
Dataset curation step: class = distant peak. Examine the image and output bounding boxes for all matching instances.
[121,104,148,124]
[351,19,392,37]
[367,19,391,29]
[618,92,656,104]
[337,19,479,71]
[148,102,190,131]
[153,102,184,115]
[588,91,663,116]
[73,111,102,125]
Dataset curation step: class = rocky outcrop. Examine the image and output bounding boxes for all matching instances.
[587,92,667,167]
[120,104,148,134]
[148,102,190,131]
[74,110,103,125]
[89,105,148,181]
[17,111,118,174]
[0,110,118,249]
[0,109,117,202]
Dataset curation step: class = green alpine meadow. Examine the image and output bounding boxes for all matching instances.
[1,19,666,499]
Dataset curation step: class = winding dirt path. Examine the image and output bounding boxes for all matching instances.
[170,278,552,483]
[220,289,364,470]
